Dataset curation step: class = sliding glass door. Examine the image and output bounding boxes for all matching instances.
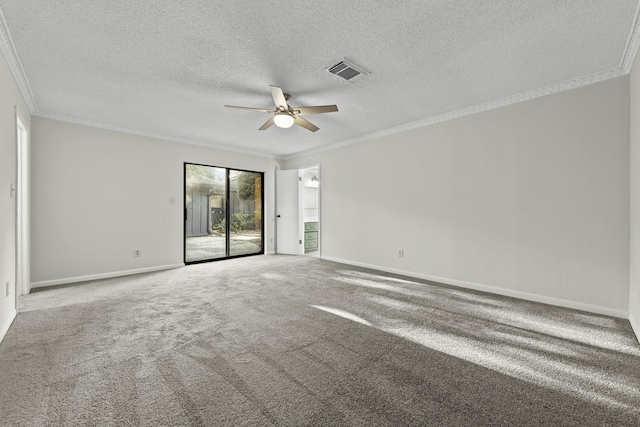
[185,163,263,263]
[229,170,263,257]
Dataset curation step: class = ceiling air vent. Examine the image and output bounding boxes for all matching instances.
[326,58,369,82]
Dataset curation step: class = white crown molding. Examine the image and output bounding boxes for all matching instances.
[0,5,37,113]
[284,67,628,160]
[3,2,639,162]
[34,111,283,160]
[1,4,280,160]
[622,0,640,72]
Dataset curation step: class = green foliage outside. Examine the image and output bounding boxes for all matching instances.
[254,209,262,230]
[237,173,257,200]
[215,212,255,233]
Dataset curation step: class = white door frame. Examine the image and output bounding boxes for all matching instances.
[299,164,321,256]
[276,169,302,255]
[276,164,322,256]
[16,108,30,298]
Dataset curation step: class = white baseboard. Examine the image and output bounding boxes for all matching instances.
[0,309,17,344]
[321,256,629,319]
[630,313,640,343]
[30,263,185,289]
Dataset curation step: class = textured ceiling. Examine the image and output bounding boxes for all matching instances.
[0,1,639,158]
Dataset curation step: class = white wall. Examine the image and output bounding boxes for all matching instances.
[0,49,31,341]
[31,117,279,286]
[286,77,630,316]
[630,52,640,338]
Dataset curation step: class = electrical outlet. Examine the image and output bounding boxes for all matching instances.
[398,249,404,258]
[6,282,9,297]
[134,249,142,257]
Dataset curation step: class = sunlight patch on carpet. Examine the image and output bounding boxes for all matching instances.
[310,305,372,326]
[317,271,640,413]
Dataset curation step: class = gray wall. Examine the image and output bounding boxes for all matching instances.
[30,117,280,286]
[286,77,631,317]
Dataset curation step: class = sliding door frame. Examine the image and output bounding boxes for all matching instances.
[184,162,265,264]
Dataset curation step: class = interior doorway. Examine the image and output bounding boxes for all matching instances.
[16,110,30,298]
[301,165,320,256]
[275,164,321,256]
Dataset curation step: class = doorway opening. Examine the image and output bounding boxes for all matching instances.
[16,110,29,298]
[275,164,321,256]
[184,163,264,264]
[301,166,320,256]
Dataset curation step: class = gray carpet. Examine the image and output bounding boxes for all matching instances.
[1,255,639,426]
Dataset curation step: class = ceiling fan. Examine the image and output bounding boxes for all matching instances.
[224,85,338,132]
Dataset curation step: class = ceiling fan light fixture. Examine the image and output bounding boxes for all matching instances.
[225,85,337,132]
[274,112,294,128]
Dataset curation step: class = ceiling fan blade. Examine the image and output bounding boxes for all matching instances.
[270,85,289,110]
[225,105,274,113]
[294,105,339,116]
[294,116,319,132]
[259,117,276,130]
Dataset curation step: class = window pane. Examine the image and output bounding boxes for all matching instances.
[229,170,263,257]
[185,164,227,262]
